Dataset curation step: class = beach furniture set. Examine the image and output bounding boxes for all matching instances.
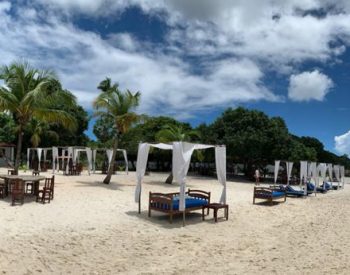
[149,189,229,223]
[0,171,55,205]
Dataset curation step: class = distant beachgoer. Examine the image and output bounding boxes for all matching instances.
[254,169,260,185]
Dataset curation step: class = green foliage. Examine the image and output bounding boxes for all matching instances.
[0,61,78,170]
[93,114,116,145]
[155,124,200,143]
[93,77,141,183]
[0,113,16,143]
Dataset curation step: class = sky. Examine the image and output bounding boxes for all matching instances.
[1,0,350,154]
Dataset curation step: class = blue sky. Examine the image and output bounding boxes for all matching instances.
[1,1,350,154]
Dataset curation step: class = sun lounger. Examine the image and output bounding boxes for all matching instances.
[253,187,286,205]
[307,182,327,194]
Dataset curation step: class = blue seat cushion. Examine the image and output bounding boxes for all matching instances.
[271,191,285,198]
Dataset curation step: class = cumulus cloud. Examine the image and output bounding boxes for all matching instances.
[2,0,350,117]
[335,131,350,155]
[0,4,279,117]
[288,70,333,101]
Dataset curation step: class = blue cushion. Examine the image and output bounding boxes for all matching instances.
[307,182,315,191]
[272,191,285,197]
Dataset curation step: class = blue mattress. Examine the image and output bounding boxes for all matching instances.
[151,196,208,211]
[272,191,285,197]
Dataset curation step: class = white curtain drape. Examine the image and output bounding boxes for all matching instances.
[121,149,129,174]
[300,161,308,195]
[274,160,280,184]
[44,149,48,165]
[106,149,113,170]
[300,161,308,185]
[52,147,58,174]
[334,165,340,188]
[134,143,151,203]
[27,148,30,170]
[286,162,293,185]
[37,148,43,171]
[66,147,73,174]
[215,146,227,204]
[327,164,333,182]
[310,162,317,191]
[86,147,92,175]
[340,166,345,189]
[173,142,197,211]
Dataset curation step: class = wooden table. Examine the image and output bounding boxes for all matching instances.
[202,203,229,223]
[0,174,45,196]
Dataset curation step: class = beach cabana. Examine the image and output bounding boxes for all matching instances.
[0,143,15,167]
[73,147,93,175]
[134,142,226,225]
[92,148,128,174]
[26,147,52,171]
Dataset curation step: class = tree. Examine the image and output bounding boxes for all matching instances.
[93,80,141,184]
[0,61,77,173]
[26,119,58,148]
[0,113,16,143]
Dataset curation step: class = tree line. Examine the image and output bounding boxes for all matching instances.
[0,62,349,182]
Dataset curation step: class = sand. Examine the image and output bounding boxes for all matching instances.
[0,168,350,274]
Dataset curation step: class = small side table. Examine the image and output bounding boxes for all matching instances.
[202,203,229,223]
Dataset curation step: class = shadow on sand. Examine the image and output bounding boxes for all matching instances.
[125,209,224,228]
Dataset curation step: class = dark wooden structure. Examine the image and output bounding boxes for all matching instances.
[253,187,286,205]
[36,176,55,204]
[148,189,210,224]
[202,203,229,222]
[11,179,25,206]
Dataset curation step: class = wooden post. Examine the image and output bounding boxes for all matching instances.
[138,192,141,214]
[182,211,185,226]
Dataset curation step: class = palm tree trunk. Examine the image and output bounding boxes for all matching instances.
[165,172,173,184]
[14,127,24,174]
[103,137,118,184]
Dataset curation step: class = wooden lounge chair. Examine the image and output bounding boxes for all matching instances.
[253,187,286,205]
[11,179,25,206]
[36,176,55,204]
[149,189,210,223]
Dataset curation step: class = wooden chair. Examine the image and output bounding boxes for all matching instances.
[11,179,25,206]
[25,171,40,195]
[0,181,5,199]
[36,176,54,204]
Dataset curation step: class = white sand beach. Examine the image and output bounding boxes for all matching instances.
[1,169,350,274]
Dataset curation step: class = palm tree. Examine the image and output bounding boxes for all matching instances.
[93,82,141,184]
[156,124,201,183]
[27,119,59,148]
[0,61,77,173]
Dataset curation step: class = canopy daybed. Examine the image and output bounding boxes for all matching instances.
[134,142,226,225]
[92,148,128,174]
[27,147,52,171]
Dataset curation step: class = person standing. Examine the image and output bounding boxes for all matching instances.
[254,169,260,185]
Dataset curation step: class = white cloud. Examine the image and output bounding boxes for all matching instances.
[2,0,350,118]
[288,70,333,102]
[0,5,279,117]
[335,131,350,155]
